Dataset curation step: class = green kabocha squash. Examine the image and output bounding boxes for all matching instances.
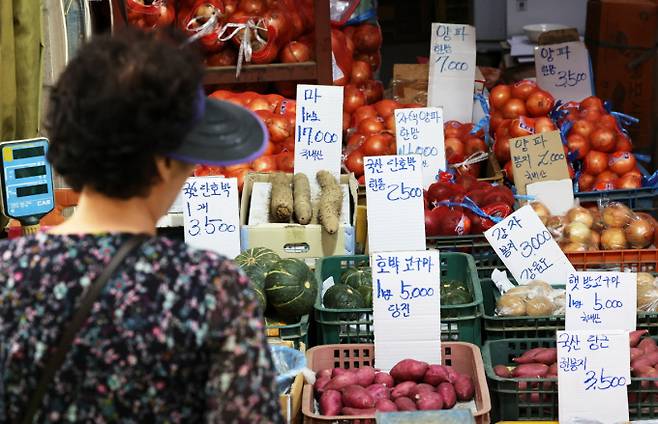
[340,267,373,307]
[235,247,281,272]
[240,263,268,310]
[323,284,366,309]
[265,258,317,318]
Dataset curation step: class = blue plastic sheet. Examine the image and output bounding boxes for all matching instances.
[269,345,306,394]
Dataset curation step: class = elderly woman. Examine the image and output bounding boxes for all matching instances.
[0,29,282,423]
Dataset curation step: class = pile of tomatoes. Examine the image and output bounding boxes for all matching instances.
[559,96,642,191]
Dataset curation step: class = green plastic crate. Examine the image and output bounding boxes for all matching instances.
[314,252,483,345]
[266,314,309,348]
[426,235,503,280]
[483,337,658,421]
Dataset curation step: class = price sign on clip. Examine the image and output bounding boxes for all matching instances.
[557,330,630,424]
[364,155,426,253]
[182,176,241,258]
[565,271,637,331]
[372,251,441,371]
[394,107,445,188]
[484,205,575,285]
[534,41,593,103]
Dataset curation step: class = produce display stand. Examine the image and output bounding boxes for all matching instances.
[266,314,310,349]
[301,342,491,424]
[313,253,483,346]
[483,338,658,421]
[566,249,658,272]
[574,186,658,210]
[425,235,501,280]
[110,0,333,86]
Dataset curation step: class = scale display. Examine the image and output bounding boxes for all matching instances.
[0,138,54,223]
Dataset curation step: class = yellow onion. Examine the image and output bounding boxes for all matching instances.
[601,228,627,250]
[547,215,566,238]
[602,203,633,228]
[564,221,592,244]
[589,231,601,250]
[566,206,594,228]
[625,217,655,249]
[561,242,588,253]
[588,207,605,232]
[531,202,551,225]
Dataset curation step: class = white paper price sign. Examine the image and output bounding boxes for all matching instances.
[372,251,441,371]
[427,23,476,122]
[557,330,630,424]
[364,155,426,253]
[394,107,446,188]
[484,205,575,285]
[294,84,343,193]
[182,177,241,258]
[565,272,637,331]
[534,41,593,103]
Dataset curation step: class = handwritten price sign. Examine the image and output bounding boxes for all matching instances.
[182,177,241,258]
[557,330,630,424]
[565,272,637,331]
[484,205,575,285]
[534,41,593,103]
[372,250,441,371]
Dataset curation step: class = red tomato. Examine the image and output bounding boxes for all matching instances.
[490,85,512,110]
[525,90,554,117]
[345,150,365,176]
[276,152,294,173]
[251,155,277,173]
[511,80,538,100]
[362,134,389,156]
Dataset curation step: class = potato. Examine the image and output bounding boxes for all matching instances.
[355,366,376,387]
[391,381,416,399]
[342,385,375,409]
[341,407,376,416]
[640,337,658,354]
[493,365,512,378]
[320,389,343,416]
[512,363,549,378]
[423,365,450,385]
[637,273,656,290]
[630,330,649,347]
[410,383,435,398]
[437,382,457,409]
[496,294,527,317]
[394,396,417,411]
[325,373,359,391]
[416,391,443,410]
[453,375,475,402]
[513,347,547,364]
[365,384,390,402]
[637,287,658,311]
[375,398,398,412]
[390,359,429,383]
[316,369,333,380]
[314,376,331,397]
[525,296,555,316]
[532,348,557,365]
[374,372,394,387]
[505,286,532,297]
[526,280,553,297]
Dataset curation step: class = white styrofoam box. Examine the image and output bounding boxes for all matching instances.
[506,0,587,37]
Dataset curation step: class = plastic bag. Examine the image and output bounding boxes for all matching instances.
[496,280,565,317]
[637,272,658,312]
[599,202,656,250]
[125,0,175,31]
[269,345,307,395]
[330,0,361,27]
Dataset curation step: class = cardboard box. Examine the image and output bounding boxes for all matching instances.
[391,64,486,106]
[240,173,358,259]
[279,372,304,424]
[586,0,658,158]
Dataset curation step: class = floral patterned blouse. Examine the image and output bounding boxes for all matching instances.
[0,233,283,423]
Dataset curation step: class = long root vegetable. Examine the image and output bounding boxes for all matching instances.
[270,172,293,222]
[317,170,343,234]
[293,173,312,225]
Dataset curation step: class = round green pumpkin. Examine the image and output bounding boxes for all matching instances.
[323,284,366,309]
[236,247,281,272]
[265,258,317,318]
[340,267,373,307]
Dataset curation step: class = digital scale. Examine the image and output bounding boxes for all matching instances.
[0,138,55,235]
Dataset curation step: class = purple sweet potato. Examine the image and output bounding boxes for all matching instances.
[366,384,390,402]
[512,347,547,364]
[416,391,444,410]
[437,382,457,409]
[316,369,333,380]
[355,366,376,387]
[390,359,429,383]
[423,364,450,385]
[453,375,475,402]
[375,398,398,412]
[333,368,355,377]
[640,337,658,354]
[325,373,359,391]
[532,348,557,365]
[511,363,549,378]
[391,381,416,399]
[644,351,658,366]
[374,372,395,387]
[394,396,417,411]
[342,385,375,409]
[410,383,435,398]
[341,407,376,416]
[314,376,331,396]
[444,366,460,383]
[319,390,342,416]
[630,330,649,347]
[493,365,512,378]
[547,363,558,378]
[631,348,644,361]
[632,357,655,373]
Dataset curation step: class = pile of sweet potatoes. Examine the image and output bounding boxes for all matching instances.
[314,358,476,416]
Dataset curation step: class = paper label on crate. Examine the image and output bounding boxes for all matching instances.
[372,251,441,371]
[565,272,637,331]
[526,179,575,216]
[394,107,446,188]
[321,277,335,304]
[364,155,426,253]
[182,177,241,258]
[534,41,594,103]
[484,205,575,286]
[557,330,630,424]
[427,23,476,122]
[491,268,516,294]
[509,130,571,195]
[294,84,343,195]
